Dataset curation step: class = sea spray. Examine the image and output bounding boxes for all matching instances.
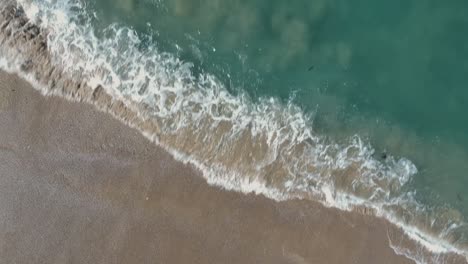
[0,1,467,262]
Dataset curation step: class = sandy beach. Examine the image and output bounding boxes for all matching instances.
[2,0,468,262]
[0,70,432,263]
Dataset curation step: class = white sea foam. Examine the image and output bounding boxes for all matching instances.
[1,0,467,262]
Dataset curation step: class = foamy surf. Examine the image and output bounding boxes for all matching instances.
[0,0,467,263]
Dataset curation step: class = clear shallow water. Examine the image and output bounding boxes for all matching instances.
[2,0,468,260]
[90,0,468,223]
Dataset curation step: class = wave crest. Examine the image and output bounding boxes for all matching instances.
[1,0,467,262]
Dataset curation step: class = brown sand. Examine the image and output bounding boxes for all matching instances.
[0,2,466,263]
[0,73,421,264]
[1,71,465,264]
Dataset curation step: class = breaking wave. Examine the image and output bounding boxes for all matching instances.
[0,0,466,262]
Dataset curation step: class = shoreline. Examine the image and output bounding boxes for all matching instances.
[0,69,421,264]
[0,1,467,262]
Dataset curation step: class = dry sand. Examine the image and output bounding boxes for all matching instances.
[0,2,466,262]
[0,71,460,264]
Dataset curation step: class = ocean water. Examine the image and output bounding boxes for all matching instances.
[1,0,468,262]
[88,0,468,215]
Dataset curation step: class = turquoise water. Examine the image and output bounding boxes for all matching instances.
[3,0,468,257]
[89,0,468,218]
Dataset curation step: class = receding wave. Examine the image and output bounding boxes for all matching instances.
[0,0,467,262]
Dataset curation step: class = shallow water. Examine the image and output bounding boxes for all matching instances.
[89,0,468,224]
[2,0,468,260]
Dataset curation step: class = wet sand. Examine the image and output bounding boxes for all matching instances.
[1,1,467,262]
[0,72,428,264]
[0,4,419,262]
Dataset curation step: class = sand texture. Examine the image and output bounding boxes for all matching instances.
[0,72,432,264]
